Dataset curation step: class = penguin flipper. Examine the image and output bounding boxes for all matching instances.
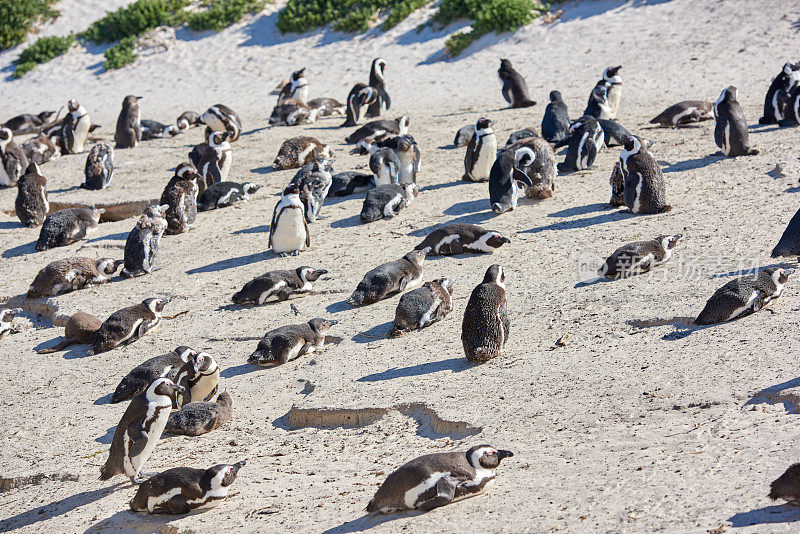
[501,83,513,105]
[380,87,391,111]
[418,476,456,511]
[513,168,534,187]
[127,423,149,458]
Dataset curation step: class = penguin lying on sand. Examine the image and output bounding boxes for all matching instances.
[599,235,682,279]
[165,391,233,436]
[88,297,170,355]
[695,267,789,325]
[349,251,425,306]
[249,318,337,366]
[389,278,454,337]
[232,267,328,305]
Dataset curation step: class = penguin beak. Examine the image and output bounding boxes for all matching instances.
[497,450,514,461]
[316,269,329,276]
[326,320,339,326]
[136,96,143,100]
[232,460,246,473]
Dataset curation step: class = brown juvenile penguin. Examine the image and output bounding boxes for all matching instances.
[349,250,425,306]
[35,207,104,251]
[389,278,454,337]
[15,162,48,227]
[88,297,169,355]
[165,390,233,436]
[21,133,59,165]
[273,137,331,170]
[160,163,200,235]
[27,257,120,298]
[462,264,509,363]
[0,127,29,187]
[37,312,102,353]
[115,95,142,149]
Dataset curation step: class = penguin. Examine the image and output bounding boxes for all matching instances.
[2,110,55,134]
[82,143,114,190]
[199,131,232,187]
[453,124,475,147]
[504,136,557,200]
[0,128,29,187]
[15,162,48,227]
[462,118,497,183]
[328,171,375,197]
[415,223,510,256]
[619,135,670,214]
[345,116,409,144]
[769,463,800,503]
[366,58,390,118]
[188,142,210,173]
[498,59,536,108]
[160,166,199,235]
[60,99,91,154]
[609,161,625,207]
[175,351,219,406]
[583,80,612,120]
[278,68,309,104]
[597,119,632,147]
[269,184,310,256]
[369,148,401,187]
[361,183,417,223]
[308,97,345,116]
[489,147,535,214]
[269,100,319,126]
[37,312,102,354]
[176,111,202,131]
[602,66,623,118]
[273,136,330,171]
[504,128,539,146]
[392,136,420,184]
[0,308,22,340]
[36,207,104,252]
[759,62,800,125]
[140,119,181,140]
[232,267,328,305]
[366,445,513,513]
[772,206,800,260]
[649,101,714,127]
[165,391,233,437]
[121,205,168,278]
[249,318,337,366]
[714,86,759,157]
[695,267,789,325]
[556,116,603,173]
[112,346,196,404]
[129,460,245,513]
[388,278,454,337]
[22,133,59,165]
[541,91,570,143]
[599,234,682,279]
[89,297,170,355]
[99,377,184,484]
[201,104,242,142]
[114,95,142,149]
[462,264,509,362]
[779,84,800,127]
[342,83,378,127]
[197,181,261,212]
[27,257,121,298]
[290,159,333,222]
[349,250,425,306]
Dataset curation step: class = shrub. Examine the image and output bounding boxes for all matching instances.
[277,0,429,34]
[186,0,267,32]
[0,0,58,50]
[81,0,189,43]
[12,33,73,78]
[103,36,138,70]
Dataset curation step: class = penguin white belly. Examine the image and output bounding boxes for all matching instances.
[375,165,391,186]
[272,210,307,253]
[259,280,287,304]
[672,107,697,125]
[473,138,497,180]
[404,471,449,509]
[727,291,759,321]
[0,165,11,186]
[435,234,460,254]
[722,123,731,156]
[405,270,423,292]
[219,151,232,181]
[73,116,91,153]
[132,408,170,472]
[296,85,309,104]
[187,487,229,510]
[577,132,590,168]
[632,174,643,213]
[147,487,182,512]
[469,232,498,253]
[383,194,404,217]
[190,370,219,402]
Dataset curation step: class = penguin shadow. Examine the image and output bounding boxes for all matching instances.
[187,251,274,274]
[522,209,634,234]
[95,426,116,444]
[330,214,362,229]
[419,180,469,192]
[727,504,800,528]
[232,224,270,235]
[444,198,488,217]
[323,510,427,534]
[325,299,351,314]
[626,316,710,341]
[352,321,394,343]
[573,276,615,288]
[0,220,24,229]
[357,357,470,382]
[220,363,260,378]
[0,485,119,532]
[86,231,129,243]
[663,155,723,173]
[548,203,609,218]
[250,165,275,174]
[94,393,113,406]
[86,508,207,534]
[2,240,37,258]
[241,126,270,136]
[437,144,460,150]
[785,185,800,193]
[306,124,344,131]
[33,338,91,359]
[748,124,783,134]
[745,375,800,414]
[49,186,81,194]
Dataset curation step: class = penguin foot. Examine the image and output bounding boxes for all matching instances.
[291,251,301,256]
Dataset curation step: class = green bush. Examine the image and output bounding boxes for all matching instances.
[0,0,58,50]
[103,36,137,70]
[186,0,267,31]
[12,33,73,78]
[277,0,429,34]
[81,0,189,43]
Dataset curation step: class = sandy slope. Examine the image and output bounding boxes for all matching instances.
[1,0,800,532]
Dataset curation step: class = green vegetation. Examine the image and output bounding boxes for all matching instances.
[103,36,138,70]
[0,0,59,51]
[80,0,189,43]
[12,33,73,78]
[186,0,267,32]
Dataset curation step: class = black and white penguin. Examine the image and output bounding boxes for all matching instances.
[349,250,425,306]
[249,318,337,366]
[769,463,800,504]
[695,267,789,325]
[165,391,233,436]
[556,116,603,173]
[366,445,513,513]
[453,124,474,147]
[201,104,242,142]
[2,110,55,134]
[36,207,103,252]
[415,223,510,256]
[0,308,22,340]
[199,131,233,187]
[609,161,625,207]
[27,257,120,298]
[36,311,101,353]
[345,116,408,144]
[619,135,670,214]
[112,346,196,403]
[269,184,310,256]
[82,143,114,190]
[489,147,535,214]
[463,118,497,183]
[714,86,758,157]
[771,205,800,259]
[290,159,333,222]
[498,59,535,108]
[541,91,570,143]
[0,128,29,187]
[175,351,219,406]
[599,234,682,279]
[114,95,143,149]
[462,264,509,362]
[273,136,330,170]
[160,165,199,235]
[369,147,401,187]
[649,101,714,127]
[342,83,378,127]
[391,136,420,184]
[597,119,632,147]
[779,84,800,127]
[366,57,390,118]
[140,119,181,140]
[121,205,168,278]
[232,267,327,305]
[278,68,309,104]
[269,99,320,126]
[504,128,539,146]
[60,99,91,154]
[15,162,48,227]
[328,171,375,197]
[22,133,59,165]
[129,460,245,513]
[503,136,557,200]
[89,297,170,355]
[188,141,209,174]
[583,80,612,120]
[759,62,800,125]
[388,278,454,337]
[361,183,417,223]
[100,377,184,484]
[602,65,623,118]
[197,181,260,212]
[176,110,202,131]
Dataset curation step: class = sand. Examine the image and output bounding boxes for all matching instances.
[1,0,800,532]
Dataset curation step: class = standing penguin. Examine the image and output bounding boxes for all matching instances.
[462,264,509,362]
[115,95,142,149]
[269,184,310,256]
[36,207,104,252]
[498,59,536,108]
[489,148,535,214]
[541,91,570,144]
[366,58,390,118]
[99,377,184,484]
[60,99,91,154]
[160,164,200,235]
[0,128,29,187]
[112,346,196,403]
[759,62,800,124]
[714,86,758,157]
[201,104,242,142]
[199,131,232,187]
[388,278,454,337]
[619,135,670,214]
[602,66,623,118]
[583,80,612,120]
[695,267,789,325]
[121,205,168,278]
[278,68,309,104]
[349,250,425,307]
[89,297,170,355]
[82,143,114,190]
[556,116,604,173]
[15,163,48,227]
[771,206,800,260]
[249,318,337,366]
[463,118,497,183]
[599,234,683,279]
[175,351,220,406]
[342,83,378,127]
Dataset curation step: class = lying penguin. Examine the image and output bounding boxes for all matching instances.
[599,235,683,279]
[349,250,425,306]
[695,267,790,325]
[388,278,454,337]
[197,181,261,212]
[165,390,233,436]
[249,318,337,366]
[232,267,328,305]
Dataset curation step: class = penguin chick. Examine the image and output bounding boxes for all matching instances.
[88,297,169,355]
[462,264,509,363]
[695,267,789,325]
[290,158,333,222]
[619,135,670,214]
[599,234,682,279]
[121,205,168,278]
[15,162,48,227]
[197,181,261,212]
[22,133,59,165]
[349,250,425,306]
[27,257,120,298]
[82,143,114,190]
[360,183,417,223]
[36,207,104,252]
[389,278,454,337]
[498,59,535,108]
[112,346,196,404]
[415,223,510,256]
[165,391,233,436]
[769,463,800,503]
[0,308,23,340]
[366,445,513,513]
[273,136,330,170]
[249,318,337,366]
[232,267,328,305]
[160,165,199,235]
[114,95,142,149]
[714,86,759,157]
[649,101,714,127]
[541,90,570,143]
[37,311,102,353]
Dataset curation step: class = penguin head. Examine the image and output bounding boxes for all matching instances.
[483,264,505,289]
[177,118,189,130]
[549,91,562,102]
[308,317,337,334]
[282,183,301,196]
[475,117,492,131]
[292,68,306,81]
[192,352,217,374]
[621,135,642,154]
[718,86,738,105]
[174,346,198,362]
[466,445,514,470]
[149,378,184,403]
[603,65,622,82]
[204,460,246,490]
[486,232,511,250]
[372,58,387,79]
[144,297,170,314]
[404,249,426,267]
[96,257,120,275]
[243,182,261,195]
[514,147,536,168]
[0,128,12,146]
[657,234,683,252]
[499,58,512,71]
[209,130,230,146]
[298,266,327,282]
[397,115,410,133]
[767,267,792,285]
[175,162,197,178]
